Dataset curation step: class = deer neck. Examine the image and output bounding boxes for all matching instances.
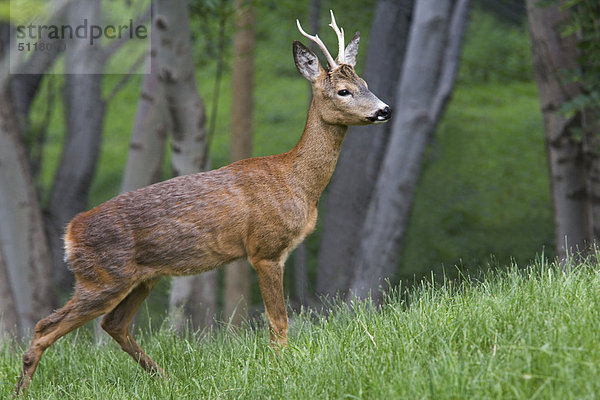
[287,97,347,200]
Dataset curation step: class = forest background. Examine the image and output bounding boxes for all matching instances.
[1,0,596,337]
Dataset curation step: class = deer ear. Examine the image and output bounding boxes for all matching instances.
[344,32,360,67]
[293,41,322,82]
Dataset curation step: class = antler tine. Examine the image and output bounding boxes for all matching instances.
[328,10,345,65]
[296,19,338,69]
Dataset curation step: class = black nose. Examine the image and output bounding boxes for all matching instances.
[376,106,392,121]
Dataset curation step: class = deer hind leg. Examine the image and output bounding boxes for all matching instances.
[100,277,164,376]
[14,280,135,397]
[251,258,288,346]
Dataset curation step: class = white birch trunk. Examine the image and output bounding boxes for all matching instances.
[0,84,53,337]
[0,249,18,336]
[526,0,590,261]
[121,31,167,193]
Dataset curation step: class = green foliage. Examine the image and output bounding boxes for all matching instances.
[556,0,600,127]
[188,0,234,69]
[3,256,600,398]
[458,9,533,84]
[6,0,47,25]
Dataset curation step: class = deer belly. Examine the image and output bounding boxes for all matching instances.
[133,222,246,275]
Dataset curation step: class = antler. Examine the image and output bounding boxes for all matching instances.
[296,19,338,69]
[328,10,345,65]
[296,10,349,69]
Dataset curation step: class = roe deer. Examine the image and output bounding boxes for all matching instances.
[15,10,391,396]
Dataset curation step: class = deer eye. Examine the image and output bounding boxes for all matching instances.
[337,89,351,97]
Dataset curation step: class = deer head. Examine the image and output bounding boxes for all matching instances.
[294,10,391,126]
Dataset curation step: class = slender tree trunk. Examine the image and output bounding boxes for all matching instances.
[0,40,18,335]
[0,83,54,337]
[317,0,414,298]
[223,0,255,326]
[526,0,590,260]
[47,0,106,294]
[155,0,216,332]
[347,0,470,301]
[291,0,322,307]
[155,1,208,177]
[0,248,18,336]
[229,0,254,163]
[582,111,600,246]
[169,270,218,333]
[121,32,167,193]
[11,40,63,136]
[9,2,66,135]
[0,15,62,338]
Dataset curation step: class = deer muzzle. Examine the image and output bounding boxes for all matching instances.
[368,105,392,124]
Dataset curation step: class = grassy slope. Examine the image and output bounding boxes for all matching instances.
[400,82,553,282]
[3,257,600,399]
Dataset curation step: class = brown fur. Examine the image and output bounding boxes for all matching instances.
[14,41,390,397]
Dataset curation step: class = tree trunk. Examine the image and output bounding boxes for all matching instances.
[10,32,64,135]
[121,31,167,193]
[582,110,600,246]
[9,1,66,134]
[155,0,216,332]
[526,0,589,260]
[155,2,208,177]
[47,0,106,294]
[317,0,414,298]
[169,272,217,333]
[347,0,470,301]
[0,248,18,336]
[223,0,255,326]
[0,83,54,337]
[291,0,321,308]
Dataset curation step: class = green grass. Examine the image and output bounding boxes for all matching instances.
[3,255,600,399]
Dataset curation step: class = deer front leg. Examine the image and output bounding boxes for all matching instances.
[251,258,288,345]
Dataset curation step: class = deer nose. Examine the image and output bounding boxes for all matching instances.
[376,106,392,121]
